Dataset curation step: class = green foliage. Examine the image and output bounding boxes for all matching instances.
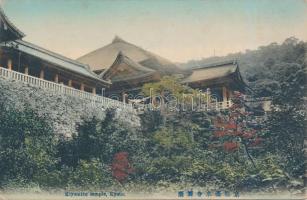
[142,76,189,98]
[183,37,306,98]
[59,109,145,164]
[142,75,207,109]
[69,159,114,188]
[139,110,164,133]
[258,155,287,187]
[264,62,306,178]
[0,103,57,188]
[145,156,193,182]
[215,163,248,188]
[182,37,306,191]
[57,109,148,187]
[153,127,194,151]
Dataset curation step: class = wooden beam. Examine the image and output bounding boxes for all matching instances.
[40,69,44,79]
[7,59,12,70]
[24,66,29,75]
[92,87,96,95]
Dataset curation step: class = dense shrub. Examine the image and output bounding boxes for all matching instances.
[0,103,57,188]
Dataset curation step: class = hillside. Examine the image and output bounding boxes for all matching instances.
[0,76,140,137]
[180,37,306,97]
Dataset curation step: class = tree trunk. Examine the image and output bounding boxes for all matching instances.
[243,142,256,169]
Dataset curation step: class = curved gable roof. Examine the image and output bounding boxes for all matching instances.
[1,40,110,85]
[77,36,183,75]
[101,51,156,82]
[182,60,241,83]
[0,6,25,42]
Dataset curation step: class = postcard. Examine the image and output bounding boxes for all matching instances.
[0,0,306,199]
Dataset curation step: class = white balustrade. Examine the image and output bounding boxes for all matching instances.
[0,67,134,112]
[134,100,232,113]
[0,67,232,113]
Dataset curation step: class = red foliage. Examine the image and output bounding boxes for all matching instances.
[213,118,225,128]
[225,122,236,129]
[214,130,227,137]
[233,129,243,136]
[242,130,256,139]
[111,152,134,182]
[211,91,263,153]
[223,141,239,152]
[249,137,264,146]
[242,132,253,139]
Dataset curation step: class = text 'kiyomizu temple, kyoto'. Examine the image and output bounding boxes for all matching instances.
[0,6,247,110]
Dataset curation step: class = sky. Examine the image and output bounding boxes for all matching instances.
[1,0,307,63]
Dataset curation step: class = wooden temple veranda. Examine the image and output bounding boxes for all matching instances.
[0,7,132,111]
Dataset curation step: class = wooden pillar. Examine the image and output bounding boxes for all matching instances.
[68,80,72,87]
[206,88,211,102]
[222,86,228,108]
[92,87,96,94]
[222,86,227,102]
[24,66,29,75]
[80,83,84,91]
[54,74,59,83]
[122,92,126,103]
[7,59,12,70]
[40,69,44,79]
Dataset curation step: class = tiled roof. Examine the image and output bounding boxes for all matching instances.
[101,51,156,82]
[0,6,25,42]
[182,60,239,83]
[1,40,110,85]
[77,36,183,75]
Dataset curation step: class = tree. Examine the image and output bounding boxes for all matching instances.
[0,103,58,187]
[265,62,306,178]
[142,76,189,100]
[141,75,205,112]
[212,91,264,168]
[111,152,134,183]
[58,109,146,186]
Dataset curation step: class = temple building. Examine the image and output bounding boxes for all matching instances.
[1,6,247,110]
[77,36,184,76]
[182,60,246,103]
[77,37,247,107]
[0,7,110,95]
[99,51,161,96]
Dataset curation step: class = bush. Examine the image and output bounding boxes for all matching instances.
[0,103,57,187]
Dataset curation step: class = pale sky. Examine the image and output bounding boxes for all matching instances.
[1,0,307,63]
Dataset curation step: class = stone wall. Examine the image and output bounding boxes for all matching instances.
[0,77,141,137]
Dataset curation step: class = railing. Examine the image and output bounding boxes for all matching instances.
[0,67,134,112]
[133,100,232,113]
